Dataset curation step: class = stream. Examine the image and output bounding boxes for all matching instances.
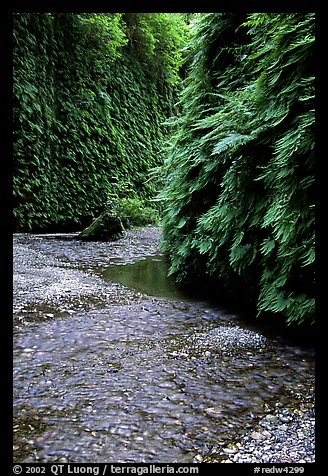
[13,227,315,463]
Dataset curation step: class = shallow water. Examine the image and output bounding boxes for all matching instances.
[13,228,315,463]
[102,254,192,300]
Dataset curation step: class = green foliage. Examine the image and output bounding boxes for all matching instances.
[123,13,189,88]
[160,13,315,326]
[115,198,160,227]
[13,13,188,232]
[78,13,128,65]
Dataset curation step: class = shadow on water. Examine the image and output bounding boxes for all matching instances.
[103,253,315,348]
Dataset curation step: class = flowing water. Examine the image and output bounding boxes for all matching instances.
[13,227,315,463]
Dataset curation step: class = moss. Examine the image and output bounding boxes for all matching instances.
[79,211,125,241]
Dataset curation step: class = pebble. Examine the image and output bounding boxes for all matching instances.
[193,326,267,354]
[251,431,267,441]
[223,447,238,454]
[194,454,203,462]
[205,407,223,418]
[13,230,315,464]
[206,397,315,463]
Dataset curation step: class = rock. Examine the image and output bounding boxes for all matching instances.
[205,407,223,418]
[279,415,290,423]
[262,414,279,424]
[194,454,203,463]
[79,211,125,241]
[250,431,267,441]
[223,446,238,454]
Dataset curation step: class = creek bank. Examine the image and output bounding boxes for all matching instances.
[13,227,315,463]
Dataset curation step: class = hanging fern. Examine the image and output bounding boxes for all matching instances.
[160,13,315,326]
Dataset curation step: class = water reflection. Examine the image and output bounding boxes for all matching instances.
[103,255,189,300]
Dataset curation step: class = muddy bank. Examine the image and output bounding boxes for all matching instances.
[13,227,315,463]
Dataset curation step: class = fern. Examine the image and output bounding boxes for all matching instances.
[160,13,315,326]
[13,13,188,231]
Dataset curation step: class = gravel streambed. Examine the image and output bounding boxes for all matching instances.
[13,228,315,464]
[196,397,315,463]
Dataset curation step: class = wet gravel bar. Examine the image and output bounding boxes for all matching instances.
[13,227,315,464]
[198,399,315,463]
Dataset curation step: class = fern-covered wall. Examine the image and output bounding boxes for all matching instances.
[13,13,315,326]
[160,13,315,326]
[13,13,187,231]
